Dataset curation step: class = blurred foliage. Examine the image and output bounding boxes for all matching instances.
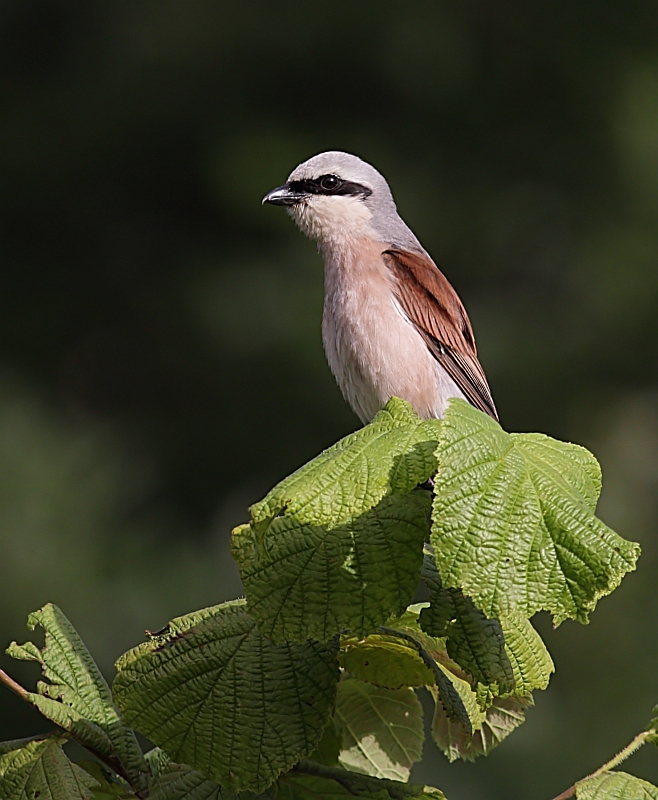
[1,1,658,798]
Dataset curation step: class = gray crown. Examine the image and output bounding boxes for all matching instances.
[288,151,425,252]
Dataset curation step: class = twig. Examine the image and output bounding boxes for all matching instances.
[0,669,29,701]
[550,730,652,800]
[0,667,147,798]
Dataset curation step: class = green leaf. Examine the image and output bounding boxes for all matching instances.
[147,760,279,800]
[421,549,552,697]
[0,735,98,800]
[499,613,554,694]
[339,632,434,690]
[380,605,445,654]
[431,400,640,625]
[77,762,134,799]
[576,771,658,799]
[279,773,389,800]
[430,684,531,762]
[419,595,544,759]
[280,763,446,800]
[144,748,173,782]
[147,762,236,800]
[420,548,441,593]
[249,398,442,526]
[6,604,147,793]
[113,600,340,793]
[334,678,424,782]
[0,737,50,757]
[338,605,471,733]
[377,607,473,731]
[233,496,430,643]
[428,670,485,758]
[308,721,342,767]
[232,399,442,643]
[419,586,514,693]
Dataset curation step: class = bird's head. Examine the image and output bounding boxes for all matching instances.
[262,151,400,244]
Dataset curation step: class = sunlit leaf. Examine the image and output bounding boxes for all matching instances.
[431,400,640,625]
[430,683,531,763]
[232,399,441,642]
[335,678,424,782]
[576,771,658,799]
[249,397,441,526]
[419,583,514,692]
[6,604,147,793]
[234,497,430,644]
[499,613,553,694]
[339,632,434,690]
[0,735,98,800]
[339,605,470,733]
[421,549,552,700]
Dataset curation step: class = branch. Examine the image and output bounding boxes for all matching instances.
[550,730,652,800]
[0,667,146,798]
[0,669,29,701]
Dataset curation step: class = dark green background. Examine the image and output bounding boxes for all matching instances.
[1,2,658,797]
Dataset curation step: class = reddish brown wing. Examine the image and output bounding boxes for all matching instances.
[383,248,498,421]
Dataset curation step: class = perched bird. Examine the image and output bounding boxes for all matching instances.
[263,151,497,424]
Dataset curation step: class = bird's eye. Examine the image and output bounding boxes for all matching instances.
[320,175,340,191]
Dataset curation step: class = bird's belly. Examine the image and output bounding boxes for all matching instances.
[322,293,465,423]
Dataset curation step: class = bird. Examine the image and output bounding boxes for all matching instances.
[262,151,497,424]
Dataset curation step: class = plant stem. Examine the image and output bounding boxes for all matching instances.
[550,730,652,800]
[0,667,147,798]
[0,669,29,701]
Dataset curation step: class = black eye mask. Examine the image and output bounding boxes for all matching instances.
[287,174,372,199]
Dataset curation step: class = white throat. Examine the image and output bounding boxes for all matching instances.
[289,195,376,246]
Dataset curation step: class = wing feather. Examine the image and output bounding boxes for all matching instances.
[383,248,498,421]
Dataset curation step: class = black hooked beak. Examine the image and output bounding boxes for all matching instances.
[262,184,306,206]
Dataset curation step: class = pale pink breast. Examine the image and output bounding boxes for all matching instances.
[321,238,466,422]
